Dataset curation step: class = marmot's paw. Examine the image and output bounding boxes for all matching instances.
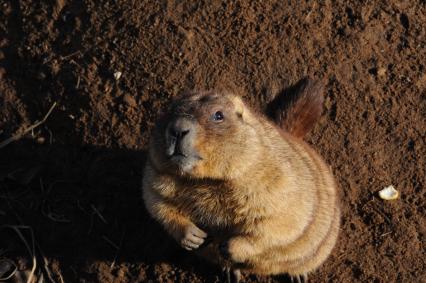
[220,237,254,263]
[180,224,207,250]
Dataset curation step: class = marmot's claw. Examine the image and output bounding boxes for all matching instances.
[290,273,308,283]
[222,267,241,283]
[223,266,231,283]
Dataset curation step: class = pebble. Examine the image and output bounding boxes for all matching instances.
[114,71,122,80]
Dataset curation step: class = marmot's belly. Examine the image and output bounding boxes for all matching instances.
[174,187,246,231]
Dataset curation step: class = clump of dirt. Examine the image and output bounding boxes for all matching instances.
[0,0,425,282]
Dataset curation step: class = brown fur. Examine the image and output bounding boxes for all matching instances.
[269,77,325,138]
[142,90,339,278]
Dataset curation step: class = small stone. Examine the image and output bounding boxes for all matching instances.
[113,71,122,80]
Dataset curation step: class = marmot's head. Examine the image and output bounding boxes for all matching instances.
[149,91,260,180]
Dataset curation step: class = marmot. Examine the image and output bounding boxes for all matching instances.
[142,79,340,283]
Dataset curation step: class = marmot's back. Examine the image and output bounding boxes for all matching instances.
[247,129,340,276]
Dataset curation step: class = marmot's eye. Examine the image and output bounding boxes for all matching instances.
[212,111,224,122]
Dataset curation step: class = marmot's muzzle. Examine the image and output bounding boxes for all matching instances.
[165,117,196,157]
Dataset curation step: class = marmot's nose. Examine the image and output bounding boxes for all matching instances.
[168,118,193,139]
[166,118,195,157]
[170,127,190,139]
[169,119,191,139]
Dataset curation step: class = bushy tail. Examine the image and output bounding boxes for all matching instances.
[267,77,325,139]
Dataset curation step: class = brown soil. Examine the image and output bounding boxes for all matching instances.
[1,0,425,282]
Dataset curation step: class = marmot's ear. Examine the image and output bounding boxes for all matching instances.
[267,77,325,139]
[230,95,246,119]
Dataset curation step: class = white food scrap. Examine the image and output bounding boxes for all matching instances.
[379,185,399,200]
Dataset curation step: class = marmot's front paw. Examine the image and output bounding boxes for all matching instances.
[179,224,207,250]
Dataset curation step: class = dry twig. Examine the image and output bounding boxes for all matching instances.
[37,243,56,283]
[0,225,37,283]
[110,229,126,270]
[102,236,119,250]
[0,258,18,281]
[0,103,57,149]
[91,204,108,224]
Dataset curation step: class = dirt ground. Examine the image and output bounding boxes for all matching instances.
[0,0,425,282]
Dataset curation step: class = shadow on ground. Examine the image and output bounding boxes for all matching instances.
[1,141,298,282]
